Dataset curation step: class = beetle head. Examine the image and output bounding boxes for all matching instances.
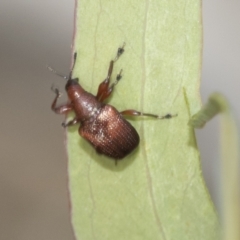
[65,78,79,90]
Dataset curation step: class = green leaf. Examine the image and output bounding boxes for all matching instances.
[67,0,219,239]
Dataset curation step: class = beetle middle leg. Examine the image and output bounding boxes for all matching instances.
[120,109,177,119]
[96,43,125,102]
[62,117,80,128]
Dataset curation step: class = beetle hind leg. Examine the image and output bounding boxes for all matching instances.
[120,109,177,119]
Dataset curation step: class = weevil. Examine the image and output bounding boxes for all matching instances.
[49,43,176,160]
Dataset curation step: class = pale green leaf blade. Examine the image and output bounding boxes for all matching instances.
[66,1,219,239]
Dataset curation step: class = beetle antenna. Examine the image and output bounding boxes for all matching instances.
[69,52,77,79]
[47,65,68,80]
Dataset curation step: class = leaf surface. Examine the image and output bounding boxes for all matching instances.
[67,1,219,239]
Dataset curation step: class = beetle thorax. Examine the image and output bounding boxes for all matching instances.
[67,85,103,123]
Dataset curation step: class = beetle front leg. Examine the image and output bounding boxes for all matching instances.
[96,60,114,101]
[51,86,72,114]
[97,68,123,102]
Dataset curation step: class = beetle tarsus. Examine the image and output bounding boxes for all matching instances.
[158,113,178,119]
[114,42,125,61]
[51,85,62,98]
[110,69,123,90]
[62,122,67,128]
[116,69,123,81]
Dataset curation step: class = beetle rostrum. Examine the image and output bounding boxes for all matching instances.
[50,43,176,160]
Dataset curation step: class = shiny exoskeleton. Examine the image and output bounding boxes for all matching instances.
[50,43,175,160]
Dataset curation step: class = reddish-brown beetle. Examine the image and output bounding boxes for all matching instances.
[49,43,176,160]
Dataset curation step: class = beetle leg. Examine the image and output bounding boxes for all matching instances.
[62,117,79,128]
[51,86,72,114]
[114,42,125,61]
[98,69,123,102]
[96,43,125,102]
[107,69,123,92]
[96,60,114,101]
[120,109,177,119]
